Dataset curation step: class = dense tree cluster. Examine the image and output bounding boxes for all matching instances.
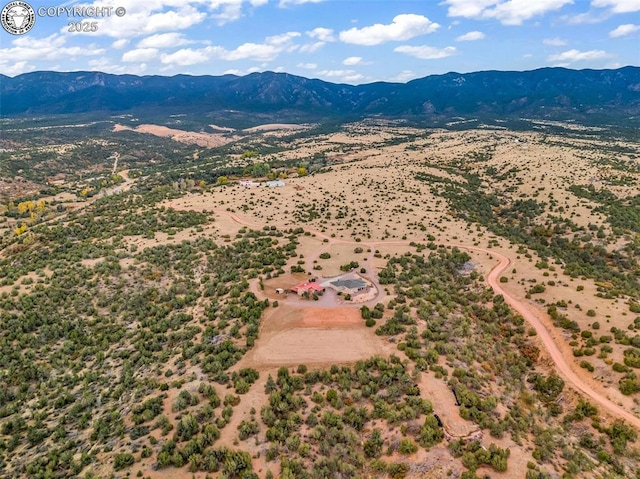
[258,357,442,479]
[0,185,305,478]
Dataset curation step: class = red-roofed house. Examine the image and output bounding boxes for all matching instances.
[290,281,325,296]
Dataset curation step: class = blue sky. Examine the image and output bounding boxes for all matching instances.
[1,0,638,83]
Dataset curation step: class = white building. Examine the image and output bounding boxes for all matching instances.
[266,180,285,187]
[239,180,260,188]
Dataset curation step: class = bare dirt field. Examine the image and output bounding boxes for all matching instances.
[242,123,308,132]
[113,123,238,147]
[209,123,236,132]
[242,305,390,368]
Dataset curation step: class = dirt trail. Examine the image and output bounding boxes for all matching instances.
[217,374,269,448]
[213,209,640,429]
[478,248,640,430]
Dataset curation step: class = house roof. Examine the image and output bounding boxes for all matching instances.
[291,281,325,292]
[330,279,367,290]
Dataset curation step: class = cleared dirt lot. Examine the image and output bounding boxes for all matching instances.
[113,123,238,147]
[242,305,389,368]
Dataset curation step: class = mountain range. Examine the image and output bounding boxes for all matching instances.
[1,67,639,126]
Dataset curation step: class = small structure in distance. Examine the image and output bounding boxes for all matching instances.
[238,179,285,188]
[239,180,260,188]
[265,180,285,187]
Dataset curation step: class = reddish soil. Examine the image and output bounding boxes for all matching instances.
[215,210,640,429]
[241,305,390,368]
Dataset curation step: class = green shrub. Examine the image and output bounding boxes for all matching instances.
[387,462,410,479]
[612,362,630,373]
[580,361,595,372]
[529,284,546,294]
[113,452,134,471]
[398,438,418,455]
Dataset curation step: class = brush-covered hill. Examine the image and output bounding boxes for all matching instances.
[2,66,639,125]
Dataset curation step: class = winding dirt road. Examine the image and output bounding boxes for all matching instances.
[213,209,640,429]
[480,248,640,429]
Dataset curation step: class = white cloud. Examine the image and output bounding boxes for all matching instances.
[299,41,325,53]
[339,14,439,46]
[223,43,282,61]
[0,34,105,63]
[547,49,610,62]
[65,3,206,38]
[159,30,301,67]
[444,0,499,18]
[592,0,640,13]
[394,45,456,59]
[317,69,355,76]
[302,27,333,51]
[389,70,420,82]
[315,69,364,83]
[209,0,268,23]
[112,39,130,49]
[443,0,573,25]
[137,33,192,48]
[297,62,318,69]
[306,27,335,41]
[279,0,324,6]
[562,11,610,24]
[146,6,206,31]
[122,48,159,62]
[223,66,263,75]
[456,31,485,41]
[266,31,301,46]
[343,56,363,66]
[0,60,36,76]
[609,23,640,36]
[160,47,216,66]
[63,1,271,38]
[12,34,65,50]
[212,2,242,23]
[543,37,567,45]
[88,57,148,75]
[220,32,301,61]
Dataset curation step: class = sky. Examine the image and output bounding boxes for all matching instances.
[0,0,638,83]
